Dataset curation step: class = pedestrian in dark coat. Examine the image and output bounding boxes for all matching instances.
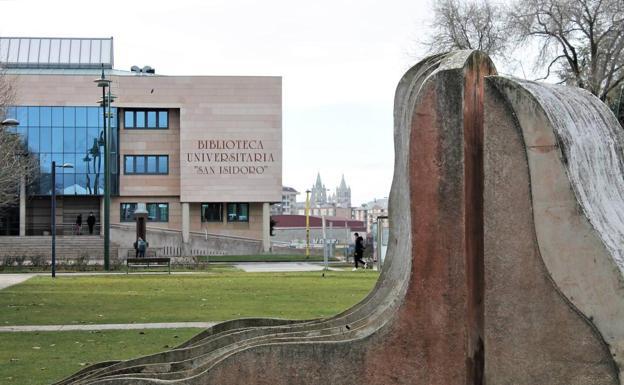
[87,212,96,235]
[75,214,82,235]
[353,232,367,270]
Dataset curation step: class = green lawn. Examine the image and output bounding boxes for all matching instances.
[0,328,201,385]
[0,271,378,384]
[199,254,338,262]
[0,271,378,325]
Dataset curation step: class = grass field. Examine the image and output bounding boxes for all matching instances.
[0,271,378,325]
[0,328,202,385]
[0,270,378,384]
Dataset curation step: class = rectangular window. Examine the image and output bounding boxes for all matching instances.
[147,203,169,222]
[147,111,157,128]
[227,203,249,222]
[124,109,169,129]
[135,111,145,128]
[120,202,169,222]
[120,203,137,222]
[146,156,157,173]
[201,203,223,222]
[124,155,168,175]
[158,111,168,128]
[124,156,134,174]
[124,110,134,128]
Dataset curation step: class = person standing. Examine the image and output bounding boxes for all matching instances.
[352,232,367,270]
[75,214,82,235]
[137,237,147,258]
[87,211,96,235]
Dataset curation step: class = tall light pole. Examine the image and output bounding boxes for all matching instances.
[51,161,73,278]
[95,67,114,271]
[305,189,311,258]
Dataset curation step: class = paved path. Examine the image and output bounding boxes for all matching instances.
[0,322,216,333]
[0,274,37,290]
[233,262,342,272]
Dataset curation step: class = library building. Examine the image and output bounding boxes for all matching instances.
[0,36,282,255]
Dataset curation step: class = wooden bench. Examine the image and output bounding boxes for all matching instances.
[126,257,171,274]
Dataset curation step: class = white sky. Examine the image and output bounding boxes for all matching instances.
[1,0,436,206]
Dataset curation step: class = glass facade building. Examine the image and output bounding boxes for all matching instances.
[5,106,119,196]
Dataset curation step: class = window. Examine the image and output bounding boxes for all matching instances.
[147,203,169,222]
[120,202,169,222]
[124,109,168,129]
[9,105,119,197]
[201,203,223,222]
[124,155,168,175]
[120,203,137,222]
[227,203,249,222]
[124,111,134,128]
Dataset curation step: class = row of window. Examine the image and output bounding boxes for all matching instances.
[201,203,249,222]
[124,155,168,175]
[7,106,117,128]
[124,109,168,129]
[119,203,250,223]
[121,203,169,222]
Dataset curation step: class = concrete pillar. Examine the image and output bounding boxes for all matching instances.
[19,175,26,236]
[182,202,190,244]
[262,202,270,253]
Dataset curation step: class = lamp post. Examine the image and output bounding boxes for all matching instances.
[51,161,73,278]
[1,118,20,128]
[94,67,114,271]
[305,189,311,258]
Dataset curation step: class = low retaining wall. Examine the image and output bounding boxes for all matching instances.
[111,224,262,259]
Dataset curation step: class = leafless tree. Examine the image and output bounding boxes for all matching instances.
[423,0,510,59]
[0,70,37,210]
[508,0,624,103]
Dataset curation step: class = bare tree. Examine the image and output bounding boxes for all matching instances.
[509,0,624,102]
[423,0,510,58]
[0,70,37,210]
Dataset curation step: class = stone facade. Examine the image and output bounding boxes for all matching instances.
[5,38,281,254]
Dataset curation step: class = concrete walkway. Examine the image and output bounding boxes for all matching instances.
[0,322,216,333]
[233,262,342,272]
[0,273,37,290]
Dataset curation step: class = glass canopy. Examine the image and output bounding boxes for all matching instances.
[0,37,113,69]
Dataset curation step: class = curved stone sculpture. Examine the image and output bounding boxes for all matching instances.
[55,51,624,384]
[484,77,624,383]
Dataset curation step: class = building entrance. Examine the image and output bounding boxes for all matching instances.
[26,196,100,235]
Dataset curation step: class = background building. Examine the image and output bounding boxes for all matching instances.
[295,173,352,219]
[270,214,365,249]
[352,197,388,233]
[0,36,282,258]
[270,186,298,215]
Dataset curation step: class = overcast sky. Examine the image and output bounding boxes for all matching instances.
[1,0,436,205]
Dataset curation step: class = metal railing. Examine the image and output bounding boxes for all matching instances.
[26,223,102,236]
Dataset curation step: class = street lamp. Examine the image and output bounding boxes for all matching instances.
[94,66,114,271]
[305,189,311,258]
[1,118,19,127]
[51,161,74,278]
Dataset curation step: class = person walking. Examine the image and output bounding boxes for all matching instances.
[75,214,82,235]
[87,212,96,235]
[352,232,367,270]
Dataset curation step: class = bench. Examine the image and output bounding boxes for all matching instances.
[126,257,171,274]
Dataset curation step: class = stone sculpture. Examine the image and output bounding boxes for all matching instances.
[56,51,623,384]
